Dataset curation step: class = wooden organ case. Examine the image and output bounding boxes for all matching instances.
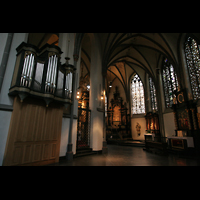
[106,87,131,140]
[3,42,75,166]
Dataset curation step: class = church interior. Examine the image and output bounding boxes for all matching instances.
[1,33,200,166]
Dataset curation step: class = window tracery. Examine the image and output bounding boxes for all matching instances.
[185,36,200,100]
[162,58,178,108]
[131,74,145,114]
[149,77,157,111]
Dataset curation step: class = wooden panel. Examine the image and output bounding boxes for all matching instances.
[35,107,46,141]
[51,143,57,159]
[33,144,42,162]
[3,96,64,166]
[12,146,23,165]
[42,144,49,160]
[22,145,32,163]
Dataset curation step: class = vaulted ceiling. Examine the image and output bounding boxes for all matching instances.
[100,33,179,78]
[80,33,184,97]
[28,33,59,48]
[98,33,181,95]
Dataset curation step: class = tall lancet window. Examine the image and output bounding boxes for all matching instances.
[185,36,200,100]
[149,77,157,111]
[131,74,145,114]
[162,58,179,108]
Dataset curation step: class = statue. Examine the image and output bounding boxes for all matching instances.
[136,122,141,136]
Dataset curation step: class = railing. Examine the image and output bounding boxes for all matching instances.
[9,42,74,106]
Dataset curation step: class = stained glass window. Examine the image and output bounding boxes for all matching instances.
[131,74,145,114]
[162,58,178,108]
[149,77,157,111]
[185,37,200,100]
[105,95,107,117]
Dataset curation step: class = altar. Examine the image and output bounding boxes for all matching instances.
[167,136,194,149]
[171,89,200,154]
[106,86,131,140]
[144,133,155,141]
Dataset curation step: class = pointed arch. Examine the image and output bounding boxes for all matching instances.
[184,36,200,100]
[130,73,145,114]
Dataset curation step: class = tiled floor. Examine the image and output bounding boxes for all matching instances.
[48,145,200,166]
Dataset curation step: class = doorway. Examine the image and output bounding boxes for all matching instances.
[77,89,91,149]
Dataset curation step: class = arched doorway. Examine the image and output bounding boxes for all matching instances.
[76,34,91,149]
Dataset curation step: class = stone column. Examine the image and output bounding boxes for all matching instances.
[65,34,78,161]
[102,72,108,154]
[65,58,76,161]
[89,36,104,152]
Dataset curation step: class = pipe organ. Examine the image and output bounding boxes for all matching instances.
[9,42,75,106]
[20,52,35,88]
[45,53,58,94]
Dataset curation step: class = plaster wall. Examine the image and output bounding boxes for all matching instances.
[163,112,176,137]
[0,33,8,66]
[131,117,146,140]
[0,110,12,165]
[0,33,28,105]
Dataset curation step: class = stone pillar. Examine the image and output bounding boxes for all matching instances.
[102,72,108,154]
[63,33,78,161]
[65,59,76,161]
[89,35,103,152]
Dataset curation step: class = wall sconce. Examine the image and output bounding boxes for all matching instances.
[76,87,82,100]
[109,81,112,88]
[101,94,104,100]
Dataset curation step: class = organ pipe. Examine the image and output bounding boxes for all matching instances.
[21,53,35,87]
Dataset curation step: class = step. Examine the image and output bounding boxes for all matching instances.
[76,148,92,153]
[107,139,145,147]
[121,141,145,147]
[74,148,97,158]
[74,151,97,158]
[120,140,145,147]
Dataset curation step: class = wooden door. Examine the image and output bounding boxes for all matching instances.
[3,96,63,166]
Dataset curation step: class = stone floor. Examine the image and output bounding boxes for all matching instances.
[48,144,200,166]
